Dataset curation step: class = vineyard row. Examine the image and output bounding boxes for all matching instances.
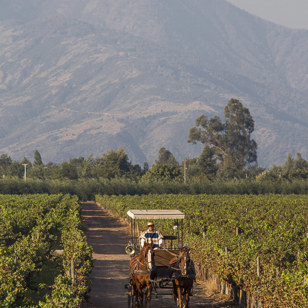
[0,194,93,307]
[96,193,308,308]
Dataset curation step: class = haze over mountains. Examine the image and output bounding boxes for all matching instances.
[0,0,308,167]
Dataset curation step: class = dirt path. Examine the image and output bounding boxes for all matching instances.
[81,202,238,308]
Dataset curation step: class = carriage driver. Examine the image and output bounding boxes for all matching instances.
[140,221,163,249]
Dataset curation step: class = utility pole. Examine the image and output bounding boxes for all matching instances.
[22,164,28,181]
[183,160,187,184]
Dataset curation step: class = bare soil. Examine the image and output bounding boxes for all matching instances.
[81,202,239,308]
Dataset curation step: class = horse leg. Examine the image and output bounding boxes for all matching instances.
[145,283,152,308]
[183,279,193,308]
[138,288,144,308]
[177,286,183,307]
[130,281,138,308]
[173,279,183,308]
[130,276,138,308]
[135,282,143,308]
[183,290,189,308]
[186,279,194,307]
[172,283,178,305]
[130,283,136,308]
[135,289,140,308]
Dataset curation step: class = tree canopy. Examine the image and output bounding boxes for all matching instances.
[33,150,43,166]
[155,147,179,166]
[141,164,182,183]
[188,98,257,177]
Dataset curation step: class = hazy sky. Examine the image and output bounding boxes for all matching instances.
[226,0,308,30]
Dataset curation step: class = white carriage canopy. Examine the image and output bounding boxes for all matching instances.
[127,209,185,220]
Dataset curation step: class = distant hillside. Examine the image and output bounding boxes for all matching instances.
[0,0,307,167]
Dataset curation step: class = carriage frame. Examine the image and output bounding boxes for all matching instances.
[125,209,186,305]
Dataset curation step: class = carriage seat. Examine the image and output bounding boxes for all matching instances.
[162,235,177,249]
[154,249,179,267]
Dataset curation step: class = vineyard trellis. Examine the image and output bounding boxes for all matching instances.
[96,193,308,308]
[0,194,93,307]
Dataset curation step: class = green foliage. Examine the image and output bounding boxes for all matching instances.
[0,143,306,187]
[0,154,12,175]
[0,177,307,201]
[141,164,182,183]
[0,154,24,178]
[41,274,76,307]
[257,152,308,182]
[95,148,130,178]
[155,147,179,166]
[188,98,257,178]
[224,99,257,167]
[60,162,78,180]
[0,194,93,307]
[196,146,218,180]
[90,147,142,179]
[30,165,45,180]
[33,150,43,167]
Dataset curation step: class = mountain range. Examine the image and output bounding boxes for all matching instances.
[0,0,308,167]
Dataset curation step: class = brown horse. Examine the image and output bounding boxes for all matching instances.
[169,247,195,308]
[129,242,154,307]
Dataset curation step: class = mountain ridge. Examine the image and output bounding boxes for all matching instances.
[0,0,307,167]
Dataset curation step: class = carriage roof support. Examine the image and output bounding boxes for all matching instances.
[127,209,185,247]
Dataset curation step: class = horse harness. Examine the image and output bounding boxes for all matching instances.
[131,250,153,275]
[170,254,195,279]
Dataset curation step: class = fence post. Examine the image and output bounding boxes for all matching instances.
[71,259,75,286]
[256,257,260,277]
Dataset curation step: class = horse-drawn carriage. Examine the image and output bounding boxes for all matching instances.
[125,209,195,308]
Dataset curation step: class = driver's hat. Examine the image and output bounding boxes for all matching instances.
[147,221,154,226]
